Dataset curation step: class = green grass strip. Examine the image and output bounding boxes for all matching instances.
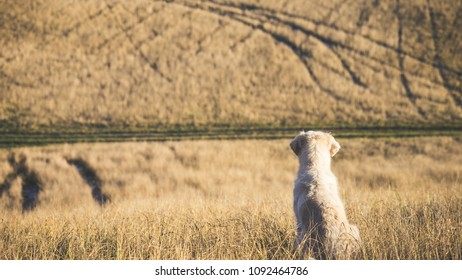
[0,125,460,148]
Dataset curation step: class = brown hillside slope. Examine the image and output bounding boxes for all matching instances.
[1,0,461,128]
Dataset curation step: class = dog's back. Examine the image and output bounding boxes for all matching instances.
[291,131,360,259]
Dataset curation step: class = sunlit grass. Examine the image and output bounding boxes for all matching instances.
[1,137,460,259]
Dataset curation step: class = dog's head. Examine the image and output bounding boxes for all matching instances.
[290,131,340,158]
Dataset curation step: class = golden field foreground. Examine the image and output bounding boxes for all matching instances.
[0,136,461,259]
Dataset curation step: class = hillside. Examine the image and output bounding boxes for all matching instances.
[1,0,461,130]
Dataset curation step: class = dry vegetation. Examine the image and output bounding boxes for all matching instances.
[1,137,461,259]
[1,0,461,128]
[1,0,461,261]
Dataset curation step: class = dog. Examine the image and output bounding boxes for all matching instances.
[290,131,360,259]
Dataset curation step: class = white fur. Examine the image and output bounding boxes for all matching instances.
[290,131,360,259]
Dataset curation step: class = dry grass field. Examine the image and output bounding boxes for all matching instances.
[1,137,461,259]
[1,0,461,261]
[1,0,461,129]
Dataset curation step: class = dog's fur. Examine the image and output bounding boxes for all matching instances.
[290,131,360,259]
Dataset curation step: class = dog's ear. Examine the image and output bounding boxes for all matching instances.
[290,133,306,156]
[329,136,340,157]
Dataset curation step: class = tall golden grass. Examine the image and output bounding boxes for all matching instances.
[1,136,461,259]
